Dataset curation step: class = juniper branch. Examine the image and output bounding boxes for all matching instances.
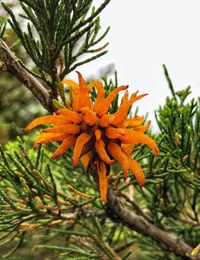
[0,39,53,112]
[107,188,200,260]
[2,0,110,82]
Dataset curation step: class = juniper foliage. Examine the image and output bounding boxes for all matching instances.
[0,1,200,259]
[2,0,110,90]
[0,16,45,142]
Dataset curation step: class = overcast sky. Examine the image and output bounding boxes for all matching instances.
[76,0,200,129]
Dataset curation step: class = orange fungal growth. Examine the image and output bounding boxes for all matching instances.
[95,129,101,141]
[80,153,91,168]
[107,142,129,178]
[98,161,108,203]
[95,139,114,164]
[51,135,76,160]
[25,72,159,203]
[73,133,91,167]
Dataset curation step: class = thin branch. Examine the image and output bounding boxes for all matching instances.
[39,207,106,221]
[119,192,153,223]
[107,188,200,260]
[0,39,53,112]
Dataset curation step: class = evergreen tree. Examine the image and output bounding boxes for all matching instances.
[0,1,199,259]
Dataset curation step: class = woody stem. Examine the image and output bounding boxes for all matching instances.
[0,39,54,112]
[107,187,199,260]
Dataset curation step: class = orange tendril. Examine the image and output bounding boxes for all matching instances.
[112,92,148,126]
[95,129,101,140]
[127,156,145,186]
[123,116,144,127]
[89,81,105,112]
[98,161,108,203]
[42,124,80,134]
[76,71,91,109]
[62,79,79,89]
[51,135,76,160]
[73,133,91,167]
[107,142,129,178]
[121,90,129,104]
[25,115,71,132]
[56,109,81,124]
[121,143,135,154]
[95,139,114,164]
[94,85,128,116]
[105,127,126,139]
[80,153,91,168]
[120,130,159,156]
[134,121,151,133]
[34,133,69,148]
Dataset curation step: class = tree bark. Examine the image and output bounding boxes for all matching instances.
[0,39,53,112]
[107,188,200,260]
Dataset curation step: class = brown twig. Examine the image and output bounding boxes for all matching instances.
[0,39,53,112]
[40,207,106,221]
[107,188,200,260]
[119,192,153,223]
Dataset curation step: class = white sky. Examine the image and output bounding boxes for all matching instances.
[76,0,200,129]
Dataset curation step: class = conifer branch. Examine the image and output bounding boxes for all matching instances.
[163,64,177,101]
[107,188,200,260]
[2,0,110,83]
[0,39,53,112]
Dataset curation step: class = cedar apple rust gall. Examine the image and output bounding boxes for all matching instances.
[25,72,159,203]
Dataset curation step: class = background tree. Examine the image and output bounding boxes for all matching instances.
[0,1,199,259]
[0,4,45,143]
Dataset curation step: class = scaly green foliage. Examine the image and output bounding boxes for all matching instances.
[140,66,200,250]
[0,16,7,38]
[0,18,45,142]
[2,0,110,92]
